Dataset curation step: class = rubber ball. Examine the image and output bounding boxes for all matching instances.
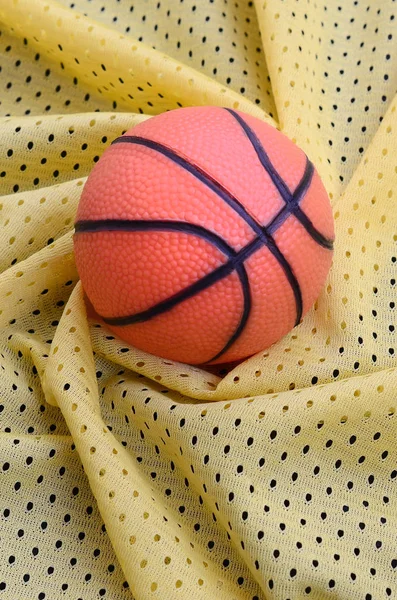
[74,106,335,365]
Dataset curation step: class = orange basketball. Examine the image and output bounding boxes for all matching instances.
[74,106,334,365]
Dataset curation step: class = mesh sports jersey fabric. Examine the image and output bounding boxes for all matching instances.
[0,1,396,599]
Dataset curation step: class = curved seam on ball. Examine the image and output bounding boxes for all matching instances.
[224,108,334,250]
[75,219,253,362]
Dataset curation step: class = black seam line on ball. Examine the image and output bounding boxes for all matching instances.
[225,108,334,250]
[209,264,251,363]
[266,159,313,234]
[111,135,264,236]
[74,217,301,334]
[75,219,236,257]
[109,135,302,329]
[79,219,253,363]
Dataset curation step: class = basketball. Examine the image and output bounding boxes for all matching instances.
[74,106,334,365]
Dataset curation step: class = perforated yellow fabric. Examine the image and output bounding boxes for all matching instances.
[0,1,396,599]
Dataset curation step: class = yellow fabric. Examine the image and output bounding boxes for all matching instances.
[0,0,396,598]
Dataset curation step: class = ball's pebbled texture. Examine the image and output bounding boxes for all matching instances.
[74,106,335,365]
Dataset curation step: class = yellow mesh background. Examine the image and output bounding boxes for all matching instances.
[0,1,396,599]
